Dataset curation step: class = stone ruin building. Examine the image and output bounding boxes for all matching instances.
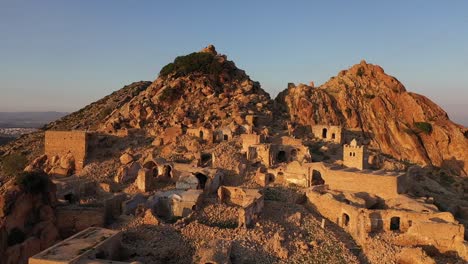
[44,130,89,175]
[29,227,125,264]
[218,186,264,228]
[311,124,342,144]
[343,138,366,170]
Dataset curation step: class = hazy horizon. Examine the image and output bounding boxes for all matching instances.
[1,1,467,125]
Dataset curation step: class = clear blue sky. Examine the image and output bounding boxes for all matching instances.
[1,0,467,125]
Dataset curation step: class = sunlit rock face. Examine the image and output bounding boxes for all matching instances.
[277,60,468,175]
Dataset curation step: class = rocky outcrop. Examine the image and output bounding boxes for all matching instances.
[100,45,273,135]
[0,171,60,264]
[277,61,468,175]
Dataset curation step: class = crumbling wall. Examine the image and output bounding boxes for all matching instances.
[306,190,468,260]
[272,161,311,187]
[218,187,264,227]
[247,144,272,167]
[308,162,405,199]
[55,206,105,238]
[241,134,264,153]
[187,127,214,143]
[45,131,88,171]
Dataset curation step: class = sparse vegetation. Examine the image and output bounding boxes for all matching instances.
[364,93,375,99]
[0,153,28,176]
[159,52,224,77]
[414,122,432,134]
[15,170,49,194]
[264,187,284,201]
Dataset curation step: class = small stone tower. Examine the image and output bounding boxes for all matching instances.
[343,138,365,170]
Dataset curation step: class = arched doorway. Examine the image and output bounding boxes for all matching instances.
[277,150,287,163]
[199,130,204,139]
[164,165,172,178]
[322,128,328,138]
[342,213,350,227]
[195,173,208,189]
[312,170,325,185]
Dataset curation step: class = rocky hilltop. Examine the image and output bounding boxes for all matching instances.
[277,60,468,175]
[100,45,273,135]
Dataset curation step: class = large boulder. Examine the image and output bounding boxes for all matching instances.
[119,153,134,165]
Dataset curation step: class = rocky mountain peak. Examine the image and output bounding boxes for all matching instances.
[99,46,273,134]
[199,44,217,55]
[323,61,406,94]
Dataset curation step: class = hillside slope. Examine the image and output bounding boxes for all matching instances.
[99,45,273,134]
[0,81,151,180]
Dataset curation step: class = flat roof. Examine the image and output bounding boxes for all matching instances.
[29,227,120,263]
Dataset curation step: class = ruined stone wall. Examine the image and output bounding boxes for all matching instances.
[45,131,88,171]
[311,125,342,144]
[272,161,310,187]
[306,190,367,244]
[241,134,263,153]
[55,206,105,238]
[247,144,272,167]
[308,162,405,199]
[306,190,468,260]
[186,127,214,142]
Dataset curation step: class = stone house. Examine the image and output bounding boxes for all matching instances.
[311,125,342,144]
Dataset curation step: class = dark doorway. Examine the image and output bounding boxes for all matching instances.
[322,128,328,138]
[390,217,400,231]
[64,193,75,204]
[201,153,212,165]
[277,151,287,163]
[164,165,172,178]
[223,134,228,141]
[312,170,325,185]
[331,133,336,139]
[143,161,158,177]
[199,131,204,139]
[195,173,208,189]
[342,213,350,227]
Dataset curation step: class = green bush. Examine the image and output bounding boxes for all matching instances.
[7,228,26,246]
[1,154,27,176]
[159,52,224,77]
[15,171,49,194]
[414,122,432,134]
